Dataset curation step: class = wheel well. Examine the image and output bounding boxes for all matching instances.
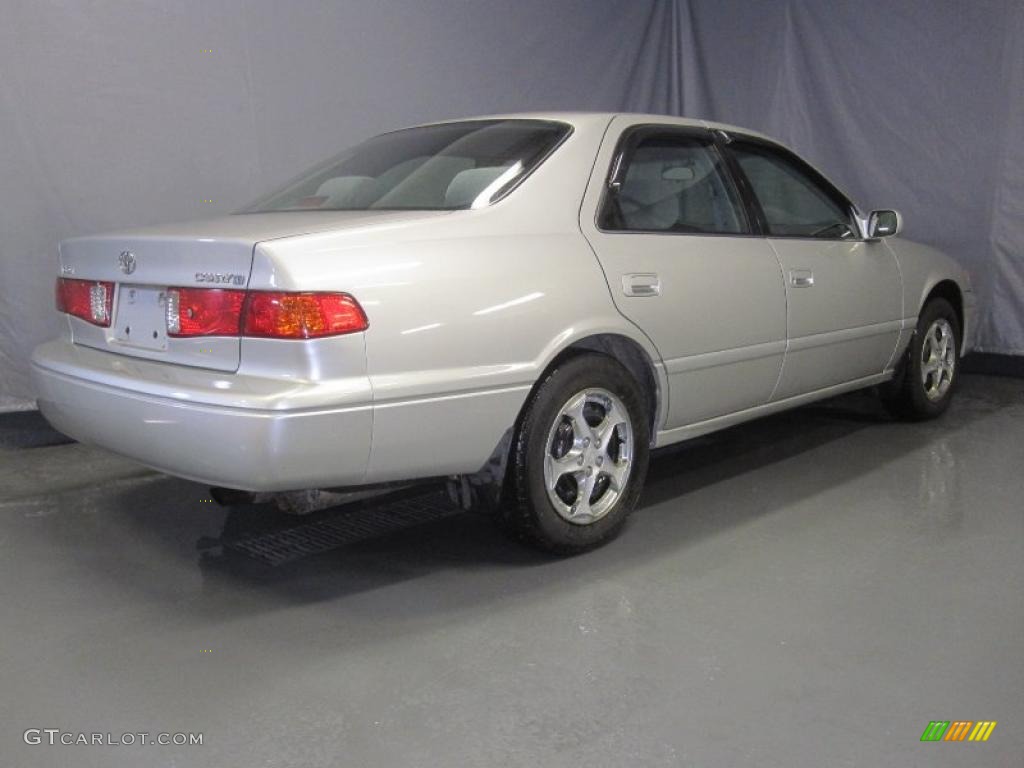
[456,333,662,511]
[547,334,661,436]
[923,280,964,341]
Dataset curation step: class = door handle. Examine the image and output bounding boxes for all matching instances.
[622,273,661,297]
[790,269,814,287]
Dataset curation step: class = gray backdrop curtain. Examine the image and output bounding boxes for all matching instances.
[1,0,1021,410]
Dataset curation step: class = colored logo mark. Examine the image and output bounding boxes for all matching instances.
[921,720,997,742]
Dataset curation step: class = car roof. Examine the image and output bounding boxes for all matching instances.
[399,112,859,212]
[410,111,775,142]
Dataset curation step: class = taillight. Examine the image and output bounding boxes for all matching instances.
[166,288,245,337]
[163,288,367,339]
[242,292,368,339]
[55,278,113,327]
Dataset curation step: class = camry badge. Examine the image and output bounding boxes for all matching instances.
[195,272,245,285]
[118,250,137,275]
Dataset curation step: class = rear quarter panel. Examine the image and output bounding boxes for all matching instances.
[249,115,664,482]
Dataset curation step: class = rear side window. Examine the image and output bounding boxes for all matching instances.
[600,130,748,235]
[729,142,857,239]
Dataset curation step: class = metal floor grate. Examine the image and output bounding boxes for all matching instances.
[220,489,460,566]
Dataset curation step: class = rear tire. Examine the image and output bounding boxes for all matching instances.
[501,354,650,554]
[882,297,960,421]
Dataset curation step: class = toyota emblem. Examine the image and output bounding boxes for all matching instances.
[118,250,137,275]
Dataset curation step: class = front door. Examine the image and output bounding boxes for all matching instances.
[725,137,902,399]
[580,119,787,430]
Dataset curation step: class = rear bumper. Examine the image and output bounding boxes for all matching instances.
[31,340,372,491]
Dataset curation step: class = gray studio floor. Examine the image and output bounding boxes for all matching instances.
[1,375,1021,767]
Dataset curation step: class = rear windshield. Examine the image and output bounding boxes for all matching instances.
[241,119,570,213]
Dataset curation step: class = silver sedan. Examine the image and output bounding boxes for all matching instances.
[32,113,975,552]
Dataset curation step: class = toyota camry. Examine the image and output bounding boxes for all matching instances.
[32,113,975,552]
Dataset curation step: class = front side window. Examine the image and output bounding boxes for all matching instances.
[730,142,857,239]
[600,131,748,234]
[242,120,570,212]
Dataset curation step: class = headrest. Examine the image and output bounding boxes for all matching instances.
[624,162,686,207]
[314,176,378,207]
[444,166,508,207]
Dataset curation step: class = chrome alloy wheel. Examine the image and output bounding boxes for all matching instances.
[921,317,956,402]
[542,388,634,525]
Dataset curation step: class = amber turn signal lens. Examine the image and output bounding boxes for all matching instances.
[242,292,368,339]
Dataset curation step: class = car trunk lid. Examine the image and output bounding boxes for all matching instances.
[58,211,448,371]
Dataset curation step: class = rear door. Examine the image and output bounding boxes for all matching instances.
[723,136,902,399]
[580,119,787,429]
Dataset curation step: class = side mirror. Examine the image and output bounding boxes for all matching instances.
[868,209,902,239]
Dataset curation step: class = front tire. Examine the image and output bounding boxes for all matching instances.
[882,297,961,420]
[502,354,650,554]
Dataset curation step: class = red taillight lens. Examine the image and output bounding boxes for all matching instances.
[55,278,113,327]
[166,289,367,339]
[242,292,368,339]
[166,288,246,337]
[57,281,368,340]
